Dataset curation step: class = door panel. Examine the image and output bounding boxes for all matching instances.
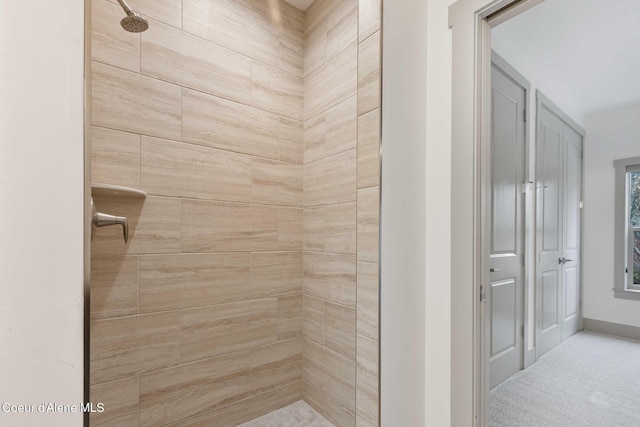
[541,270,559,331]
[562,126,582,339]
[489,64,525,388]
[491,278,517,356]
[536,106,563,356]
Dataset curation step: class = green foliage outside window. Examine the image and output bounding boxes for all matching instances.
[630,172,640,284]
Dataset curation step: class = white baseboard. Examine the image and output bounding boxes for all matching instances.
[583,318,640,341]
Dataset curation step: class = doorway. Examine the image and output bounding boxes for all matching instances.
[449,0,590,425]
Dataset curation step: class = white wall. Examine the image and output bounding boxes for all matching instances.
[583,103,640,328]
[425,0,455,425]
[380,0,427,425]
[0,1,85,426]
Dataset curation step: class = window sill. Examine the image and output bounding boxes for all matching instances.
[614,289,640,301]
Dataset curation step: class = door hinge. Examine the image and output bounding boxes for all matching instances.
[580,200,583,209]
[480,285,486,302]
[521,325,525,337]
[523,109,527,122]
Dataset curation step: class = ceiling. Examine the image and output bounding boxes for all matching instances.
[283,0,315,11]
[492,0,640,124]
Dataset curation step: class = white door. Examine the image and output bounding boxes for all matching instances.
[536,99,583,356]
[536,105,563,356]
[488,63,526,388]
[562,126,582,339]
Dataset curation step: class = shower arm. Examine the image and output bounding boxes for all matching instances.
[116,0,133,14]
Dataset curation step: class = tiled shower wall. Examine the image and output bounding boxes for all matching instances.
[89,0,380,425]
[89,0,305,425]
[302,0,381,426]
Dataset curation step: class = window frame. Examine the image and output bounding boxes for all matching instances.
[614,156,640,300]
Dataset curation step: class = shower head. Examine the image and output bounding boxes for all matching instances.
[116,0,149,33]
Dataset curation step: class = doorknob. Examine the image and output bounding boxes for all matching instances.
[91,198,129,243]
[558,257,574,264]
[490,268,502,272]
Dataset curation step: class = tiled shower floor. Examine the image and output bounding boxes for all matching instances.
[238,400,335,427]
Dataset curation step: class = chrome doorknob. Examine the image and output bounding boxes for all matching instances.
[490,268,502,272]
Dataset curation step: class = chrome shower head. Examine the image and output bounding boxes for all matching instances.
[116,0,149,33]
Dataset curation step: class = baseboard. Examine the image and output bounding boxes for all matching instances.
[583,318,640,341]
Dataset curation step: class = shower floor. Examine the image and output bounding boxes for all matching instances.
[238,400,334,427]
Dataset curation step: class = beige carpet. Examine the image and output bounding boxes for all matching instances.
[490,331,640,426]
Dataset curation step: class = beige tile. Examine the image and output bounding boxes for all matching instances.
[141,19,252,104]
[356,334,379,425]
[357,187,379,263]
[303,381,356,427]
[183,0,279,67]
[357,31,381,116]
[278,294,303,340]
[181,200,278,252]
[305,43,357,120]
[357,262,379,340]
[108,0,182,28]
[304,252,356,307]
[251,339,303,394]
[165,391,279,427]
[92,0,140,73]
[251,158,303,207]
[139,351,252,426]
[139,253,252,313]
[252,62,304,121]
[279,3,305,77]
[357,109,381,189]
[304,202,356,254]
[277,381,303,407]
[91,127,141,189]
[252,252,303,298]
[303,295,324,345]
[359,0,381,42]
[92,61,181,141]
[304,0,336,41]
[91,312,180,384]
[91,255,139,320]
[182,89,280,160]
[90,376,139,427]
[180,299,278,363]
[325,303,356,361]
[91,196,181,256]
[141,136,252,202]
[303,22,327,79]
[303,339,355,413]
[279,117,304,164]
[304,0,357,78]
[304,96,357,164]
[304,149,356,207]
[356,407,378,427]
[278,207,303,251]
[326,0,358,60]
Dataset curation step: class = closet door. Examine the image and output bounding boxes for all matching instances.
[562,126,582,340]
[536,105,564,357]
[536,95,583,357]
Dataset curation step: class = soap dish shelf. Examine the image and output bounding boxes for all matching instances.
[91,183,147,199]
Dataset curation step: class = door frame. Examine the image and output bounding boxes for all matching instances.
[449,0,546,425]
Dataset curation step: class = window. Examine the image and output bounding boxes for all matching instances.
[614,157,640,299]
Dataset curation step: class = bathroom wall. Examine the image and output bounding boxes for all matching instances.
[89,0,305,425]
[302,0,381,425]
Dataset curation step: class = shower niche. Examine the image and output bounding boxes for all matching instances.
[87,0,381,425]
